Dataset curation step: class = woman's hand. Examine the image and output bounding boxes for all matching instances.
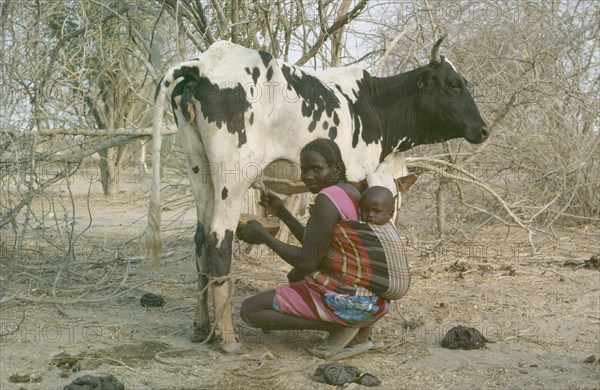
[259,191,285,217]
[236,220,270,244]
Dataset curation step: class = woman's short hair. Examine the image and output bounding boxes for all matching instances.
[300,138,347,181]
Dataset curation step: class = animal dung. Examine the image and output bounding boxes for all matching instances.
[358,373,383,387]
[583,355,597,364]
[313,363,381,387]
[63,374,124,390]
[562,255,600,270]
[583,255,599,270]
[140,293,165,308]
[50,352,82,370]
[9,373,42,383]
[441,325,489,350]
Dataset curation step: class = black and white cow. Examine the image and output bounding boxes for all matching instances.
[146,35,488,353]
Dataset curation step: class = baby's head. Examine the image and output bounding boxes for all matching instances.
[359,186,395,225]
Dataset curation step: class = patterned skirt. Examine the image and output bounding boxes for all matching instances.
[273,280,390,327]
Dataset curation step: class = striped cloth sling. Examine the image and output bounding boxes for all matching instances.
[308,220,411,300]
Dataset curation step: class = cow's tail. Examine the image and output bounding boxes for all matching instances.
[146,76,168,270]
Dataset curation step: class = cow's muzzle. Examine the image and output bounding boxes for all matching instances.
[466,126,490,144]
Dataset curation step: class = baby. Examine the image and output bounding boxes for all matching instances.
[359,186,395,225]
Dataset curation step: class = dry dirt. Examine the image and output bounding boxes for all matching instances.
[1,173,599,390]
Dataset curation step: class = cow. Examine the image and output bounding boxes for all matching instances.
[146,35,489,353]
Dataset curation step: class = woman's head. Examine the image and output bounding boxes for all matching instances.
[300,138,347,193]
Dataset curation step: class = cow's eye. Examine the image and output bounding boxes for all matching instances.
[448,83,462,92]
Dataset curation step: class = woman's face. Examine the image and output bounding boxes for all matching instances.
[300,149,340,193]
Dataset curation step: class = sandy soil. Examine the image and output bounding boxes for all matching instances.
[1,174,599,390]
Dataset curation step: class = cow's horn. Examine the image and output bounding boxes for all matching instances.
[430,33,448,65]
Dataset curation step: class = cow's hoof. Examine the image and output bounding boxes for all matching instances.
[221,342,246,354]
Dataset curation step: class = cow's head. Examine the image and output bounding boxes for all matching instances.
[413,35,489,145]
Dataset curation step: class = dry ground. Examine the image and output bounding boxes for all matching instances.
[1,174,599,389]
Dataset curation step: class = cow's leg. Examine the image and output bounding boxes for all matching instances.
[191,222,211,343]
[207,216,245,353]
[189,174,215,344]
[212,277,240,353]
[205,169,253,353]
[176,120,216,344]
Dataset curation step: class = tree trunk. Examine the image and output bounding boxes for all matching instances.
[99,148,118,196]
[331,0,351,67]
[436,178,448,236]
[99,143,129,196]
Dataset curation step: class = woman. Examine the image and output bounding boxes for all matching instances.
[237,138,390,359]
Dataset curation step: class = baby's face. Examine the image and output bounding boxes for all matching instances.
[359,196,394,225]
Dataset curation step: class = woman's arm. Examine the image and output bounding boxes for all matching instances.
[274,206,305,242]
[260,192,305,242]
[238,194,340,273]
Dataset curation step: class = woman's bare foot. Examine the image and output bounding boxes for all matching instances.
[350,324,374,345]
[309,326,359,359]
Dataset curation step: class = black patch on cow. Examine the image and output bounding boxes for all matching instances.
[173,65,200,82]
[336,85,369,152]
[170,79,190,126]
[249,112,254,125]
[266,66,273,81]
[192,166,200,174]
[221,187,228,200]
[344,62,485,159]
[333,112,340,126]
[329,127,337,139]
[206,230,234,276]
[281,64,340,134]
[312,107,323,122]
[170,65,204,123]
[258,51,273,69]
[336,87,364,150]
[195,222,206,258]
[246,67,260,85]
[352,72,383,148]
[182,76,250,147]
[323,121,329,129]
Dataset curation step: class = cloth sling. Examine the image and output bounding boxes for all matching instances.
[307,220,411,301]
